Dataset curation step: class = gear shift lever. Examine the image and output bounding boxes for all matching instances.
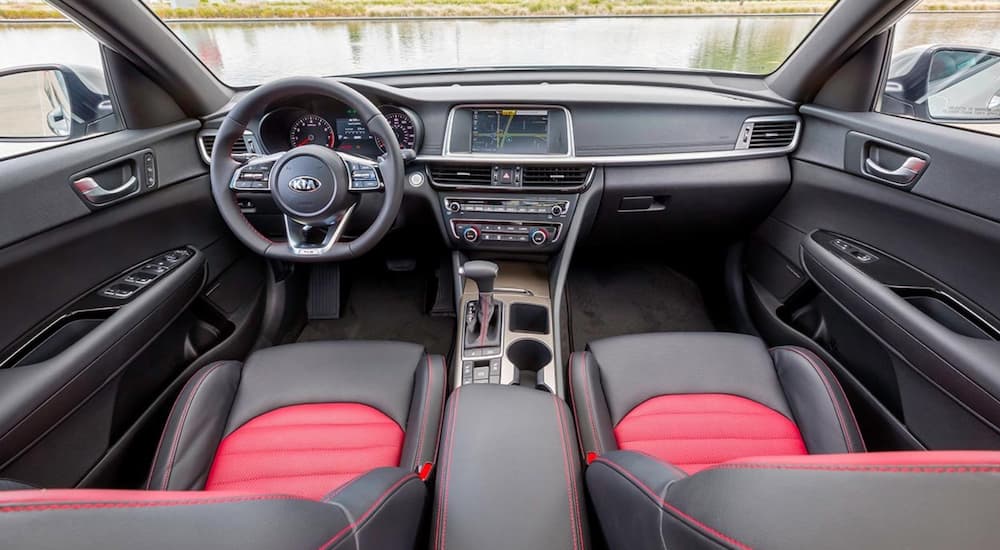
[460,261,498,295]
[460,261,501,349]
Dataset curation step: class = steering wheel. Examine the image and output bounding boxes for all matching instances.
[209,77,404,262]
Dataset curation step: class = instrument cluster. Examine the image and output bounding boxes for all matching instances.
[256,96,421,158]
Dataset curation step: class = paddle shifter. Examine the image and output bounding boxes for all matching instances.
[460,261,501,350]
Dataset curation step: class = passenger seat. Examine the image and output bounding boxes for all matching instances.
[573,333,1000,549]
[569,332,864,470]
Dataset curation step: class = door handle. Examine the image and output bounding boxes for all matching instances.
[72,176,139,205]
[864,156,927,185]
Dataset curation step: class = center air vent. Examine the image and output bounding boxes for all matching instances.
[521,166,592,187]
[735,117,799,150]
[198,131,254,164]
[428,164,493,186]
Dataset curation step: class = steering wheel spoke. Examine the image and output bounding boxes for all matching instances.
[339,152,385,192]
[284,205,356,257]
[229,153,282,192]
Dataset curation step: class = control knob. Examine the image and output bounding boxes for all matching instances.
[530,228,549,246]
[463,226,481,243]
[550,204,565,216]
[448,201,461,213]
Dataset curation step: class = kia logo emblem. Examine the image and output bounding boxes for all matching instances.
[288,176,321,192]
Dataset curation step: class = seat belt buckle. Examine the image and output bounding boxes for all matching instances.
[417,462,434,481]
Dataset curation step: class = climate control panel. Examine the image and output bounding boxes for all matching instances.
[440,194,577,251]
[452,220,560,246]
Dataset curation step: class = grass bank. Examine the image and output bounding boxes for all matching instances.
[2,1,1000,20]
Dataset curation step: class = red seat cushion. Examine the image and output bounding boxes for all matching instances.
[205,403,404,499]
[613,394,807,473]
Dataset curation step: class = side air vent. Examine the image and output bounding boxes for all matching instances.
[735,117,800,150]
[198,131,254,164]
[521,166,592,187]
[428,164,493,186]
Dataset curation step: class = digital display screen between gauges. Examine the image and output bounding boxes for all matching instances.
[375,111,418,151]
[289,114,335,149]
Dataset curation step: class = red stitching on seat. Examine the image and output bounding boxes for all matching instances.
[317,474,420,549]
[153,362,228,490]
[580,353,604,454]
[552,395,582,550]
[592,457,754,550]
[780,347,864,452]
[567,352,588,460]
[412,355,433,470]
[435,388,461,550]
[711,463,1000,474]
[431,356,447,460]
[0,494,296,513]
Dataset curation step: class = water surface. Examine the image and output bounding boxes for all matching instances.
[2,14,999,86]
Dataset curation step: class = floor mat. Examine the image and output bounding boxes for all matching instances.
[567,260,715,350]
[297,263,454,357]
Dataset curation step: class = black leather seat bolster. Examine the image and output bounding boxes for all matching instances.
[320,467,427,550]
[0,468,425,550]
[586,450,699,550]
[770,346,866,453]
[399,354,447,473]
[433,385,589,550]
[660,454,1000,550]
[147,360,243,490]
[568,351,615,458]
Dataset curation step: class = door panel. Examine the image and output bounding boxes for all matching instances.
[747,107,1000,450]
[0,125,265,487]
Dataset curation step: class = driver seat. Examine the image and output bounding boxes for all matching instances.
[0,340,447,549]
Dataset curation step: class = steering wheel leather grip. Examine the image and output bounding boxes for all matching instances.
[209,76,404,262]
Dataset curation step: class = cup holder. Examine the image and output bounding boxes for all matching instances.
[506,338,552,391]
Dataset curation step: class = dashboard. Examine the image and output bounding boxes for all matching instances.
[254,95,422,158]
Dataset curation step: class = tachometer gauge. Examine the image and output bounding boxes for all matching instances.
[376,111,418,151]
[289,114,335,149]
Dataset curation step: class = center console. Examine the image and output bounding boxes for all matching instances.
[433,384,588,550]
[455,261,558,392]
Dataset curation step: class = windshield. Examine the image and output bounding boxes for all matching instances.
[148,1,838,86]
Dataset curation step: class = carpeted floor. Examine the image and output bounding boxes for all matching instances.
[567,260,715,351]
[296,262,454,357]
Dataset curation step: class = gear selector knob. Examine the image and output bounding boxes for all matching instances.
[460,260,499,294]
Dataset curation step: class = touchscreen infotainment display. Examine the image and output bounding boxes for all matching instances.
[471,108,549,154]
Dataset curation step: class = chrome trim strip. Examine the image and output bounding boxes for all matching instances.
[443,104,575,158]
[428,166,595,192]
[424,114,800,166]
[197,129,258,164]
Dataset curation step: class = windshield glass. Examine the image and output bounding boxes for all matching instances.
[143,1,838,86]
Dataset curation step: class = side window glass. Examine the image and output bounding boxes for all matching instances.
[0,12,122,160]
[880,2,1000,137]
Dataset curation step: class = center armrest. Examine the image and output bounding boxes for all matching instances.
[432,384,589,550]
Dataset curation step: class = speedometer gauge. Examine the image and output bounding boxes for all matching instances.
[376,111,418,151]
[289,114,335,149]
